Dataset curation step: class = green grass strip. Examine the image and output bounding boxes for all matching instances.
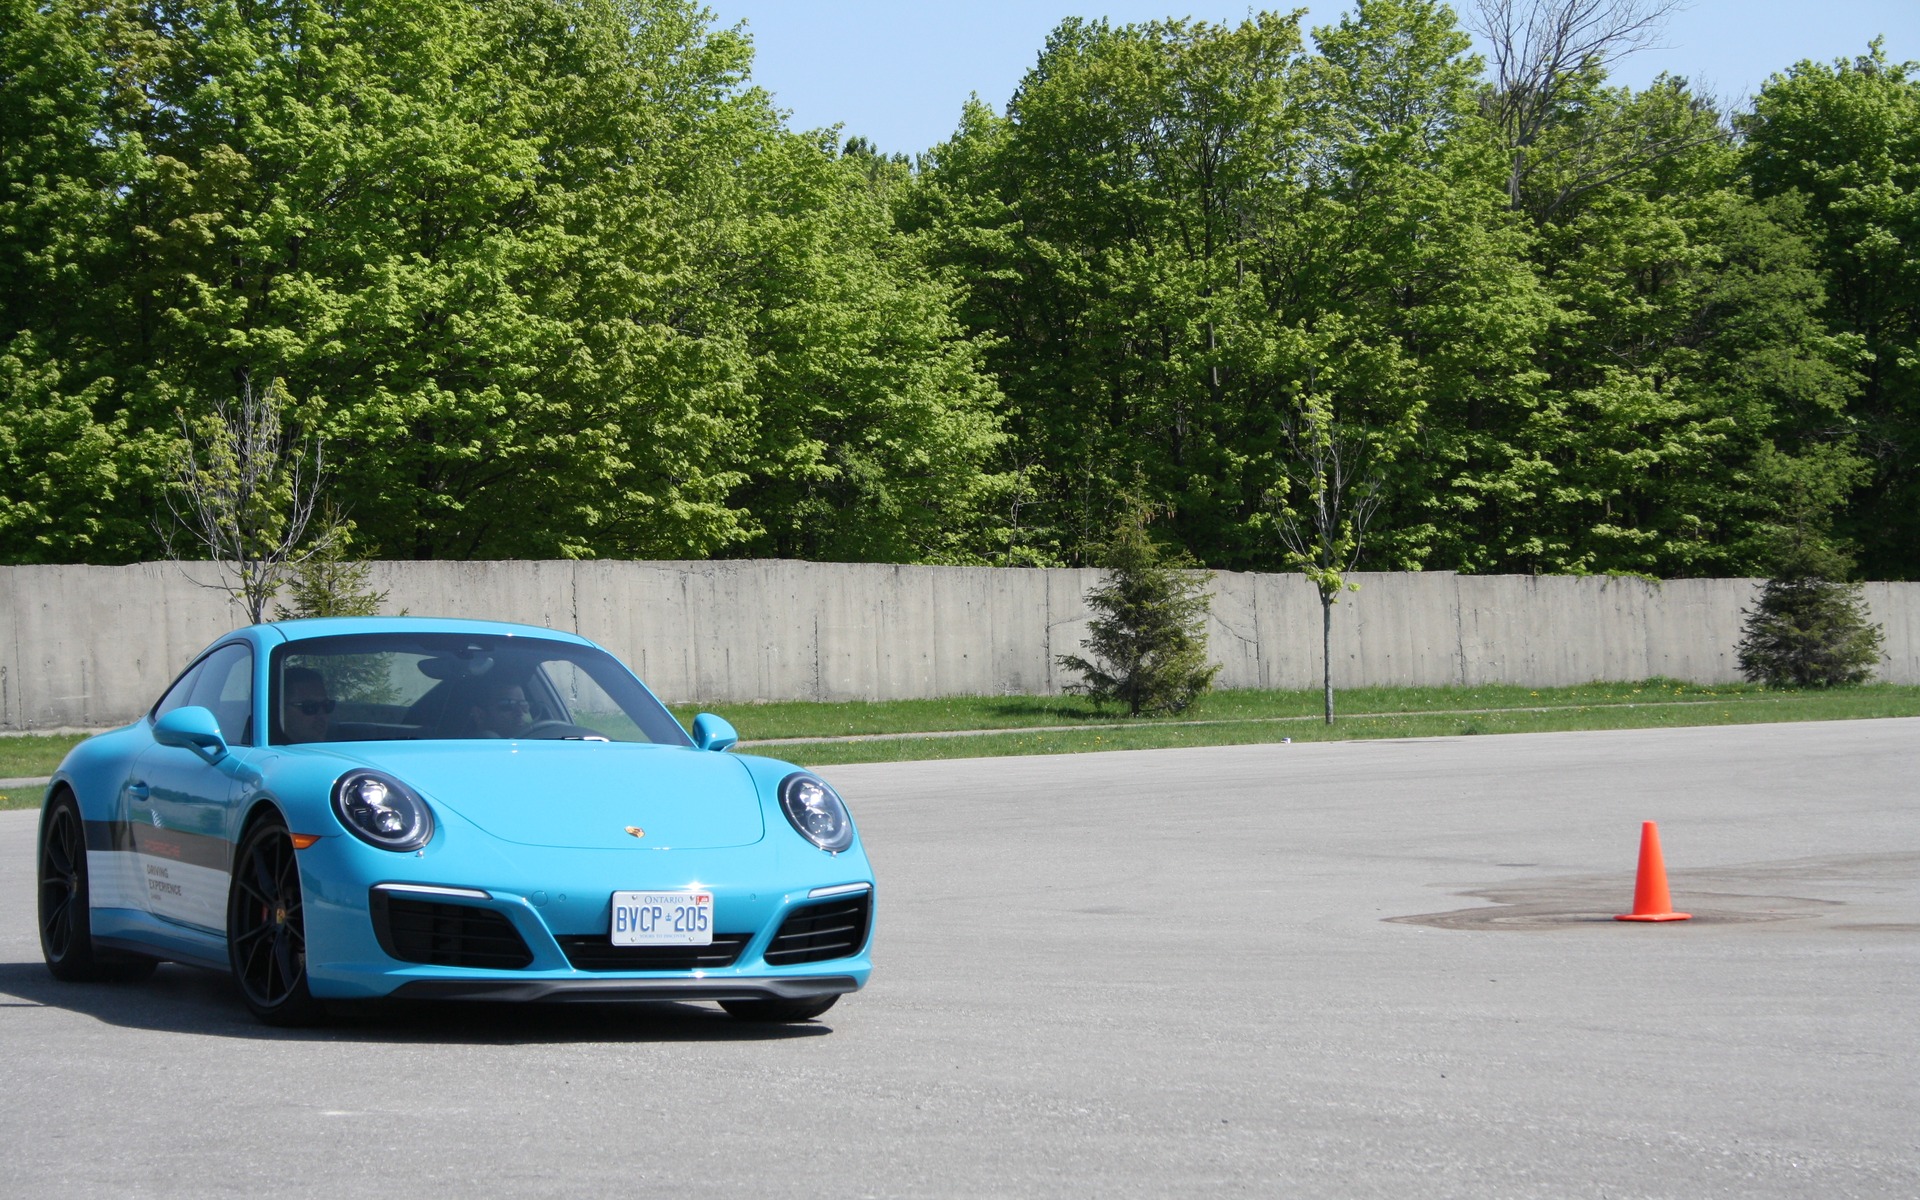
[0,735,92,782]
[668,679,1919,741]
[778,688,1920,765]
[4,681,1915,811]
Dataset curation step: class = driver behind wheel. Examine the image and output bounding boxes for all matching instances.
[469,679,533,738]
[282,666,335,743]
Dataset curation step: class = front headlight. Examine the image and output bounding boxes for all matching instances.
[778,772,855,853]
[331,770,434,852]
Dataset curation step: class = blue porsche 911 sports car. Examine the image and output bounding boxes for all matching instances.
[37,617,874,1025]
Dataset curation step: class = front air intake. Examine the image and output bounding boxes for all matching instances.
[763,893,871,965]
[370,891,534,969]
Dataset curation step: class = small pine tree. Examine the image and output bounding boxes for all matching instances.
[273,518,400,708]
[1736,533,1883,688]
[273,516,392,620]
[1058,495,1220,716]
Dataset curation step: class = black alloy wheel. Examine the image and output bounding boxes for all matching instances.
[719,995,840,1023]
[38,792,156,982]
[228,816,321,1025]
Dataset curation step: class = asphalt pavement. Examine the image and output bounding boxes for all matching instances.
[2,718,1915,1198]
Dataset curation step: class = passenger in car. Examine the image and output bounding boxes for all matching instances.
[282,667,335,743]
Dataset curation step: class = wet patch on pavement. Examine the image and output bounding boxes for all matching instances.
[1386,853,1920,931]
[1387,885,1833,930]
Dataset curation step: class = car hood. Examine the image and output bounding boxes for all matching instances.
[305,741,766,850]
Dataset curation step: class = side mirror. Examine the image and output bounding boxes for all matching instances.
[153,705,230,764]
[691,712,738,753]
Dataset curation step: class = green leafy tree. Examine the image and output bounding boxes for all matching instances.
[1,0,1009,564]
[910,13,1317,565]
[0,336,143,562]
[0,0,167,562]
[1058,494,1220,716]
[719,131,1011,563]
[1244,0,1546,573]
[1743,43,1920,579]
[7,0,1903,580]
[117,0,770,560]
[911,2,1545,572]
[1449,71,1867,577]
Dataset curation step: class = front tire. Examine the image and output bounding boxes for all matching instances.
[39,792,156,982]
[719,995,840,1023]
[228,815,322,1025]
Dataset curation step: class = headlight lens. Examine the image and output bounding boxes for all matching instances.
[331,770,434,851]
[778,772,854,853]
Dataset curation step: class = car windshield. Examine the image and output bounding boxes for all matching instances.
[267,633,693,748]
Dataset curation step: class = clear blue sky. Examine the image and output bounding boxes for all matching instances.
[702,1,1920,156]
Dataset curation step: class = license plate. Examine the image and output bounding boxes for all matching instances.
[610,891,713,946]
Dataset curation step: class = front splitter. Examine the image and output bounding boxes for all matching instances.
[387,974,860,1004]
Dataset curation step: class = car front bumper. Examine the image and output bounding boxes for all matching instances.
[292,813,875,1002]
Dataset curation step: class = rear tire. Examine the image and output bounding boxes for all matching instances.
[719,994,839,1023]
[227,815,323,1026]
[39,792,157,983]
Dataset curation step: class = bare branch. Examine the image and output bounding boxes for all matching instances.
[161,374,336,624]
[1471,0,1690,210]
[1475,0,1681,96]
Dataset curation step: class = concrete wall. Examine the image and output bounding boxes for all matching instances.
[3,560,1916,730]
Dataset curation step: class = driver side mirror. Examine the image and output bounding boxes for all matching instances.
[691,712,738,753]
[153,705,230,764]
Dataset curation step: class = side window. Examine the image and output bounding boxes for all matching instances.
[186,643,254,745]
[151,660,207,723]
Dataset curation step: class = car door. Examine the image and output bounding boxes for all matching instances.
[129,642,255,932]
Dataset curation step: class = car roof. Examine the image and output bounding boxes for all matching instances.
[255,616,596,648]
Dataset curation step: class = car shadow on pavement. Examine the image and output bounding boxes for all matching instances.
[0,960,835,1044]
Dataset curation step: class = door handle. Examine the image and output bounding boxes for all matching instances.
[128,781,150,802]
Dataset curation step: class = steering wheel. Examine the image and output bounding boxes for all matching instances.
[521,720,595,740]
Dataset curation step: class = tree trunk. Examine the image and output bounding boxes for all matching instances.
[1322,595,1334,725]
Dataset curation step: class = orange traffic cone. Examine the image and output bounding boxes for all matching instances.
[1615,821,1691,922]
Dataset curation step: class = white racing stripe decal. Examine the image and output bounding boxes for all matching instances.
[137,855,228,929]
[86,850,145,910]
[86,849,229,931]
